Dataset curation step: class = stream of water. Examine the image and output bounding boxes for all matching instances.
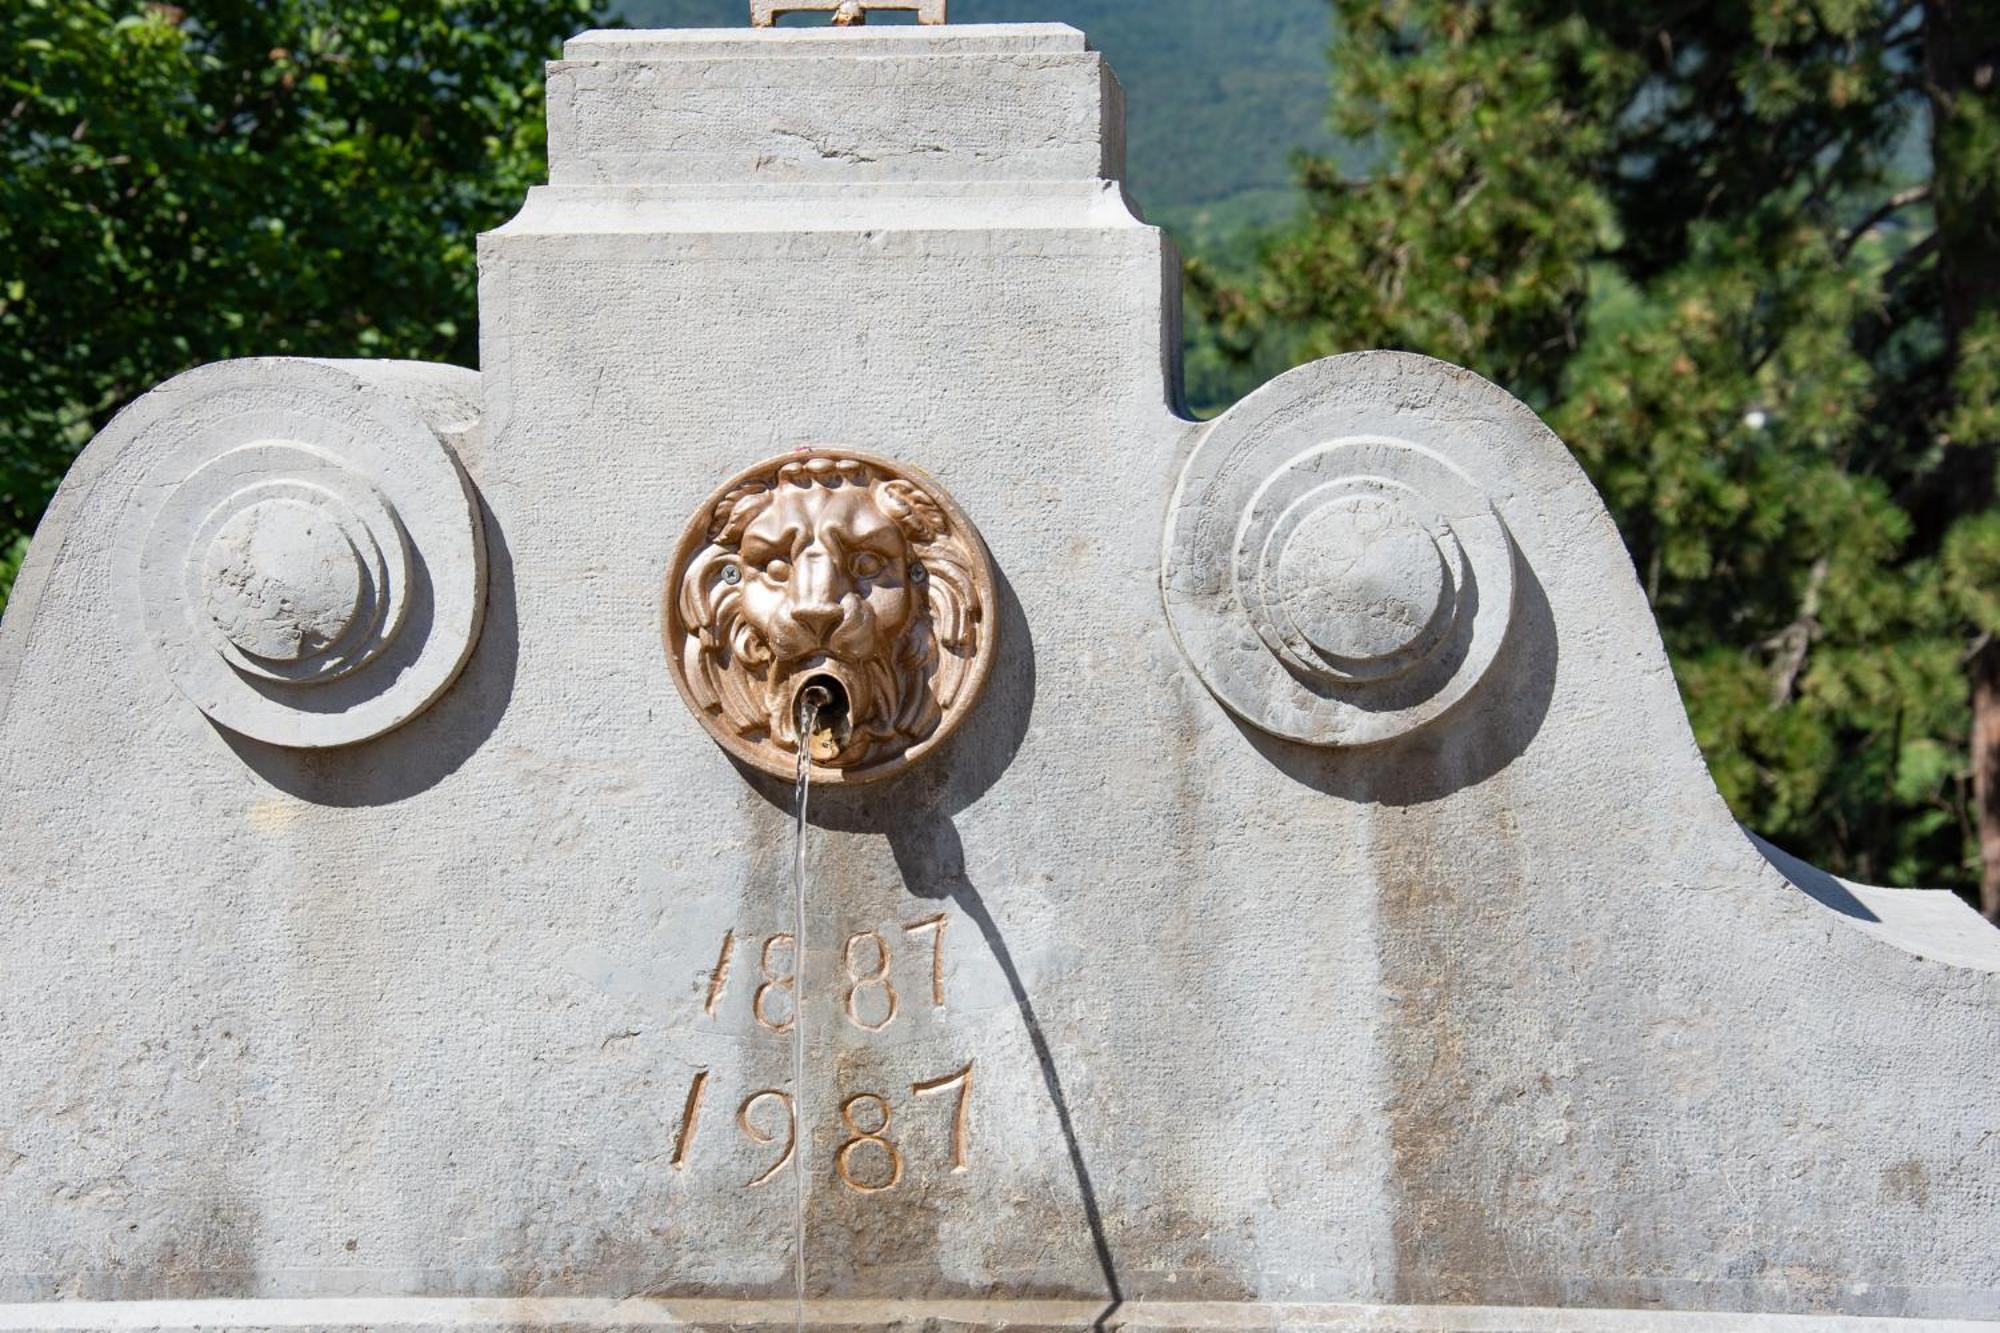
[790,686,825,1332]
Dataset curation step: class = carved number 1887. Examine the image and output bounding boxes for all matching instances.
[701,917,949,1035]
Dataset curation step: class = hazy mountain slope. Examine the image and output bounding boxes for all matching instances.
[608,0,1339,238]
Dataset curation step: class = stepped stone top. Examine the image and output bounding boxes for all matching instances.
[546,23,1122,188]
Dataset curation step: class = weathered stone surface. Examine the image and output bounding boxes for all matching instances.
[546,24,1122,188]
[122,359,487,747]
[1165,410,1516,745]
[3,1296,1998,1330]
[0,21,1995,1332]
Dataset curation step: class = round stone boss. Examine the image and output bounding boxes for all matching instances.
[183,465,411,686]
[662,446,999,785]
[141,387,485,749]
[1164,377,1517,747]
[202,497,370,664]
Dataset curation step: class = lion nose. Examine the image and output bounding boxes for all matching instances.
[791,604,843,640]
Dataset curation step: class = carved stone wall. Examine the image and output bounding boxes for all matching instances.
[0,22,1995,1333]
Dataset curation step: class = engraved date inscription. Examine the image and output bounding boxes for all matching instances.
[676,914,973,1193]
[703,916,951,1034]
[671,1062,975,1192]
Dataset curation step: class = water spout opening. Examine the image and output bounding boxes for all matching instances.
[796,674,850,763]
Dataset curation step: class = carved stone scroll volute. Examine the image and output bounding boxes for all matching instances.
[663,447,998,783]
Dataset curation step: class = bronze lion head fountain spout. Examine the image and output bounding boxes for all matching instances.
[665,447,998,783]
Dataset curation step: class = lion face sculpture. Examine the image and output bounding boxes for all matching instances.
[667,450,995,781]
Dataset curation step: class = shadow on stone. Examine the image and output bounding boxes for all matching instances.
[1233,553,1558,805]
[221,494,519,805]
[1749,829,1881,922]
[888,814,1122,1330]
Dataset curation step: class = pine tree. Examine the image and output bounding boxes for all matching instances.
[1206,0,2000,915]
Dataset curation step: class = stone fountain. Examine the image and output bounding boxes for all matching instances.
[1,12,1996,1332]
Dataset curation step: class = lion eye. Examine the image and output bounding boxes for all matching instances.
[850,552,884,579]
[763,558,793,581]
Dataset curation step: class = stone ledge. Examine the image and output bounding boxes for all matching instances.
[486,180,1149,235]
[1,1301,1992,1332]
[563,24,1090,61]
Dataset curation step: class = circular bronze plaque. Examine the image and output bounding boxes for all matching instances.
[663,446,999,784]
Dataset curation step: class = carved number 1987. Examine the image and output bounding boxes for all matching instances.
[672,1061,974,1192]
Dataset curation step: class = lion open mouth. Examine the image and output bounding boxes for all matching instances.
[771,657,865,765]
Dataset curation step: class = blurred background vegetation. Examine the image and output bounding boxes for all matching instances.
[5,0,1998,917]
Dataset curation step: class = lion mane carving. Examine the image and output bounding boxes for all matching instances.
[668,449,994,779]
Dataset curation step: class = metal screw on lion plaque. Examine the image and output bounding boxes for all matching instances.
[1,6,1997,1332]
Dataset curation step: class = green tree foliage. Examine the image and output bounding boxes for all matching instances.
[0,0,608,611]
[1204,1,2000,909]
